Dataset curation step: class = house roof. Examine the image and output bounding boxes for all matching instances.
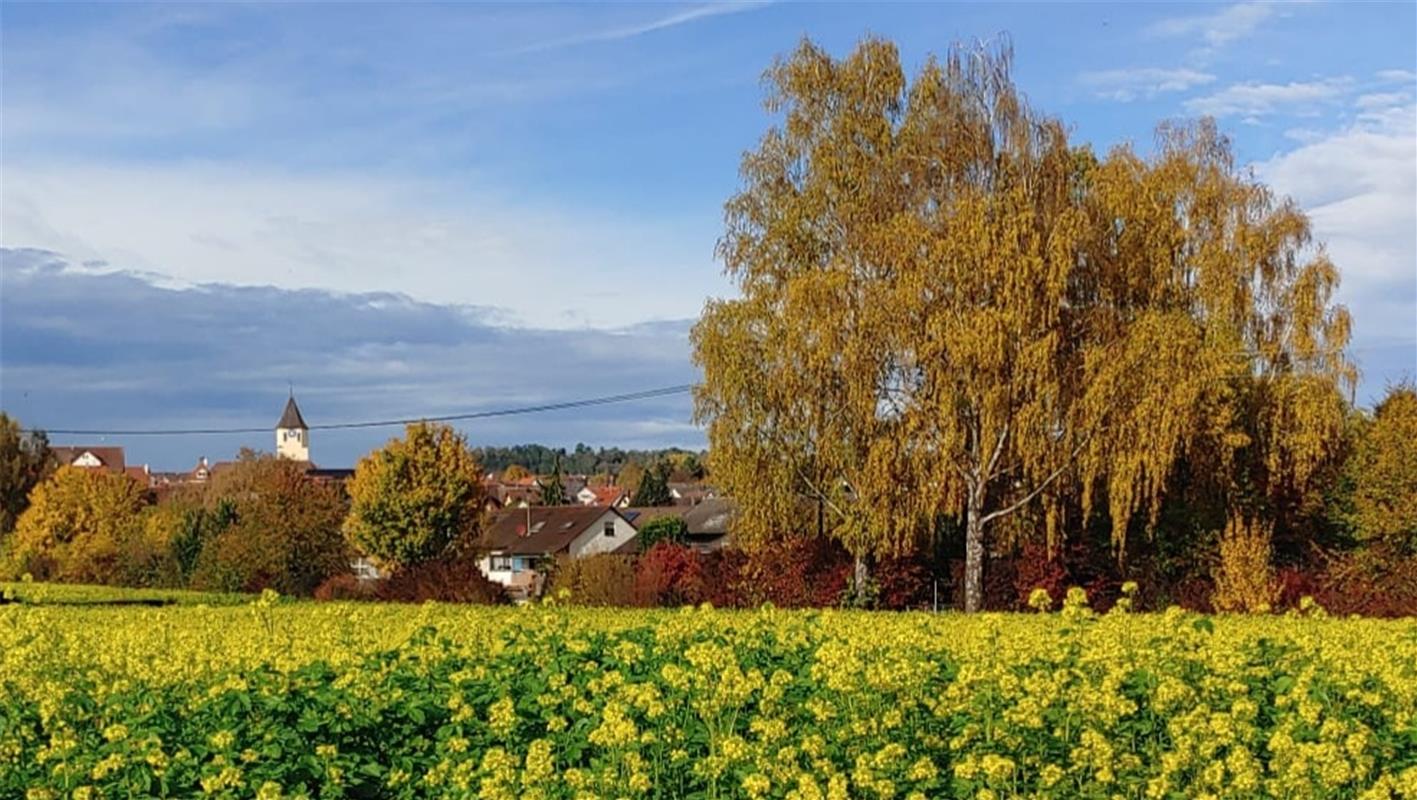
[305,467,354,481]
[483,505,626,556]
[277,396,308,429]
[683,498,735,537]
[622,506,685,529]
[585,485,628,506]
[611,536,643,555]
[51,446,127,474]
[668,482,716,505]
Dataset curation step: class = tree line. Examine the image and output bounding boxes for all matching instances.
[473,443,707,480]
[0,419,702,599]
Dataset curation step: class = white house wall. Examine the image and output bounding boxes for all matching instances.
[567,511,638,558]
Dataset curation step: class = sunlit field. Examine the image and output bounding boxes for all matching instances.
[3,590,1415,799]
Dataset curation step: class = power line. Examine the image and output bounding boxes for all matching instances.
[26,384,695,437]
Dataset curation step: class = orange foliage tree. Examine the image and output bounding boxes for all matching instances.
[4,466,146,583]
[694,37,1353,610]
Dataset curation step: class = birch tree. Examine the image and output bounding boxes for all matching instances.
[692,37,1353,610]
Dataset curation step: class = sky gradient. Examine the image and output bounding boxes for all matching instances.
[2,1,1414,469]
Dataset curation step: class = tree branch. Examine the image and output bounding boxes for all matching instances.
[794,462,849,521]
[984,421,1010,478]
[978,430,1093,526]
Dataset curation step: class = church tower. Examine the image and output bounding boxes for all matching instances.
[276,394,310,461]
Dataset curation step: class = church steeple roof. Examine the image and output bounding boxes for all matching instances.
[277,395,308,430]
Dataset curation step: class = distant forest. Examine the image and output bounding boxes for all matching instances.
[471,444,707,477]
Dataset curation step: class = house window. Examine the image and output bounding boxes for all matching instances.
[603,521,616,537]
[490,555,514,571]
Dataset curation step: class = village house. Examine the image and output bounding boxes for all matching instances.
[483,473,590,508]
[681,498,734,552]
[576,484,631,507]
[668,482,717,506]
[51,445,155,487]
[51,445,126,474]
[622,498,735,552]
[478,505,638,600]
[484,475,540,508]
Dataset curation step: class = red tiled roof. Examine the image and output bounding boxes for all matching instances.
[585,485,627,506]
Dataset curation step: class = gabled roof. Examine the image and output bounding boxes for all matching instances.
[51,446,127,474]
[483,505,626,556]
[584,485,628,506]
[277,396,308,429]
[622,506,685,529]
[683,498,735,536]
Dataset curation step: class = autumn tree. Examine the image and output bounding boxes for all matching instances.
[344,422,485,568]
[186,453,349,595]
[617,462,646,495]
[540,457,566,505]
[1345,384,1417,548]
[631,462,673,507]
[693,37,1353,611]
[0,414,52,535]
[502,464,531,482]
[4,466,146,583]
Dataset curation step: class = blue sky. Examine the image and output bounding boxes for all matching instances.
[2,1,1414,469]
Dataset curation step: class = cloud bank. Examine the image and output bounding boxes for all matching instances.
[1,249,702,469]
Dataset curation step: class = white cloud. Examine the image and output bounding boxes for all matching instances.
[505,2,768,55]
[1377,69,1417,84]
[1257,97,1417,394]
[0,161,728,330]
[1184,78,1350,118]
[1078,67,1216,101]
[1357,92,1410,110]
[1148,2,1276,47]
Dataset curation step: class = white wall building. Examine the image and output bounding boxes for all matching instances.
[478,506,638,600]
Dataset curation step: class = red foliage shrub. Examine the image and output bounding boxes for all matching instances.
[875,554,934,610]
[635,543,708,606]
[313,574,377,601]
[1169,576,1215,613]
[949,556,1019,610]
[735,535,851,608]
[374,559,507,605]
[697,548,747,608]
[1313,545,1417,617]
[1012,541,1068,609]
[1275,566,1322,610]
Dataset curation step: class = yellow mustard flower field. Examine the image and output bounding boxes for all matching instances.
[2,590,1416,799]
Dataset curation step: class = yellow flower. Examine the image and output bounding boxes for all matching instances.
[1028,587,1053,611]
[102,723,129,742]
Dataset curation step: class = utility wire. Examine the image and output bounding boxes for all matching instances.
[27,384,695,437]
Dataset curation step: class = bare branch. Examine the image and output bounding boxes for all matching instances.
[979,428,1094,526]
